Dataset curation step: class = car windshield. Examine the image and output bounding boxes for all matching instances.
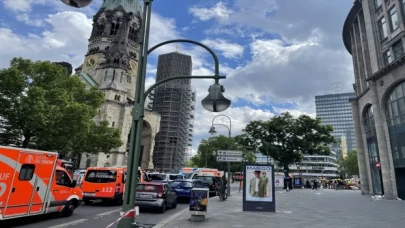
[170,181,193,188]
[84,170,117,183]
[184,173,194,179]
[149,174,166,181]
[137,184,158,191]
[194,176,214,185]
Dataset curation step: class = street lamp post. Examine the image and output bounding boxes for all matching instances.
[63,1,231,227]
[208,114,232,197]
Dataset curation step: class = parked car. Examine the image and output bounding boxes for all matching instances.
[148,173,184,183]
[169,179,205,198]
[135,182,177,213]
[193,176,222,196]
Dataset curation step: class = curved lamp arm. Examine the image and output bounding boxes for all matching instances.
[144,75,225,101]
[148,39,220,79]
[212,114,232,137]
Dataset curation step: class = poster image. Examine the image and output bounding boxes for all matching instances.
[245,165,273,202]
[189,188,209,213]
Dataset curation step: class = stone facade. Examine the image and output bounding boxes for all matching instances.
[76,0,160,169]
[343,0,405,199]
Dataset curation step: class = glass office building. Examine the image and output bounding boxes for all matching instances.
[315,92,356,158]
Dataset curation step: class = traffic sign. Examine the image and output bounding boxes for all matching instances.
[217,150,242,156]
[217,156,242,162]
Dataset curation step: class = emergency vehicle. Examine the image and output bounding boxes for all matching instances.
[81,166,150,205]
[181,168,222,179]
[0,146,83,220]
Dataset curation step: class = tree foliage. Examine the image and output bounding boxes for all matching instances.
[0,58,122,155]
[190,135,256,172]
[240,112,335,175]
[339,150,359,178]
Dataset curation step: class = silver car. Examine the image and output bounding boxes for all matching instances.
[135,182,177,213]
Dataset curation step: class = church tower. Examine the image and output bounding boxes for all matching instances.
[76,0,161,169]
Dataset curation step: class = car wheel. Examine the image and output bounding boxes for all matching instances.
[83,199,92,205]
[61,201,75,217]
[159,202,167,213]
[171,200,177,209]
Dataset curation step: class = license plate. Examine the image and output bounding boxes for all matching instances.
[176,189,183,191]
[137,194,153,198]
[84,193,96,196]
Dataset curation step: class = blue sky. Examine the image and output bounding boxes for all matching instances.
[0,0,356,155]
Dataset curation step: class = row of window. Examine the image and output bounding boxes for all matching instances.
[104,70,132,83]
[95,18,138,42]
[376,1,405,65]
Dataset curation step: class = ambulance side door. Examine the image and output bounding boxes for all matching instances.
[4,152,37,217]
[51,170,72,209]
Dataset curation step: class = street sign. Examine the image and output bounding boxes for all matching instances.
[217,150,242,156]
[217,156,242,162]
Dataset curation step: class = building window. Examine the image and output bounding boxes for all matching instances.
[97,19,105,36]
[386,82,405,126]
[127,75,132,83]
[378,17,388,40]
[104,70,108,81]
[390,7,399,31]
[402,0,405,19]
[110,19,121,36]
[375,0,382,8]
[364,106,376,138]
[383,50,393,65]
[120,72,123,83]
[112,121,115,127]
[129,26,137,41]
[393,40,404,59]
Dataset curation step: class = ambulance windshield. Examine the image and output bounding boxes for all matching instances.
[85,170,117,183]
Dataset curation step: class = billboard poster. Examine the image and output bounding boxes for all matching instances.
[245,165,273,202]
[189,188,209,215]
[243,164,275,212]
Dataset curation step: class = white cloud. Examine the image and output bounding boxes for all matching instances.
[0,11,92,68]
[2,0,45,12]
[16,14,43,27]
[201,38,244,59]
[189,2,232,23]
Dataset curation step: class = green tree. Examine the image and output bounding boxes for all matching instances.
[190,135,256,172]
[339,150,359,178]
[240,112,335,176]
[0,58,122,155]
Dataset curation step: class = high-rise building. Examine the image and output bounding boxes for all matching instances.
[315,93,356,159]
[151,52,196,172]
[75,0,161,169]
[343,0,405,199]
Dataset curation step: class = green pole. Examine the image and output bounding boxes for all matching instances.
[118,0,153,227]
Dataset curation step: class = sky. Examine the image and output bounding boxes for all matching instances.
[0,0,356,156]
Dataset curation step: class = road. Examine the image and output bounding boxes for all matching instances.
[1,184,241,228]
[1,200,189,228]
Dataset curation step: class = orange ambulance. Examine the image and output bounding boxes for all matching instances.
[0,146,83,220]
[81,166,127,205]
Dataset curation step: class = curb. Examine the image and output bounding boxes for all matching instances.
[152,207,189,228]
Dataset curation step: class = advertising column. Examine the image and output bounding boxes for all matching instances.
[243,164,275,212]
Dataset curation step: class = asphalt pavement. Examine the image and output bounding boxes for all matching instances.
[0,200,189,228]
[0,183,241,228]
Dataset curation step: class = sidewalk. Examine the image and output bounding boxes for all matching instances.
[157,188,405,228]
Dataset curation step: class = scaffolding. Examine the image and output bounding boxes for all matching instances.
[150,84,195,172]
